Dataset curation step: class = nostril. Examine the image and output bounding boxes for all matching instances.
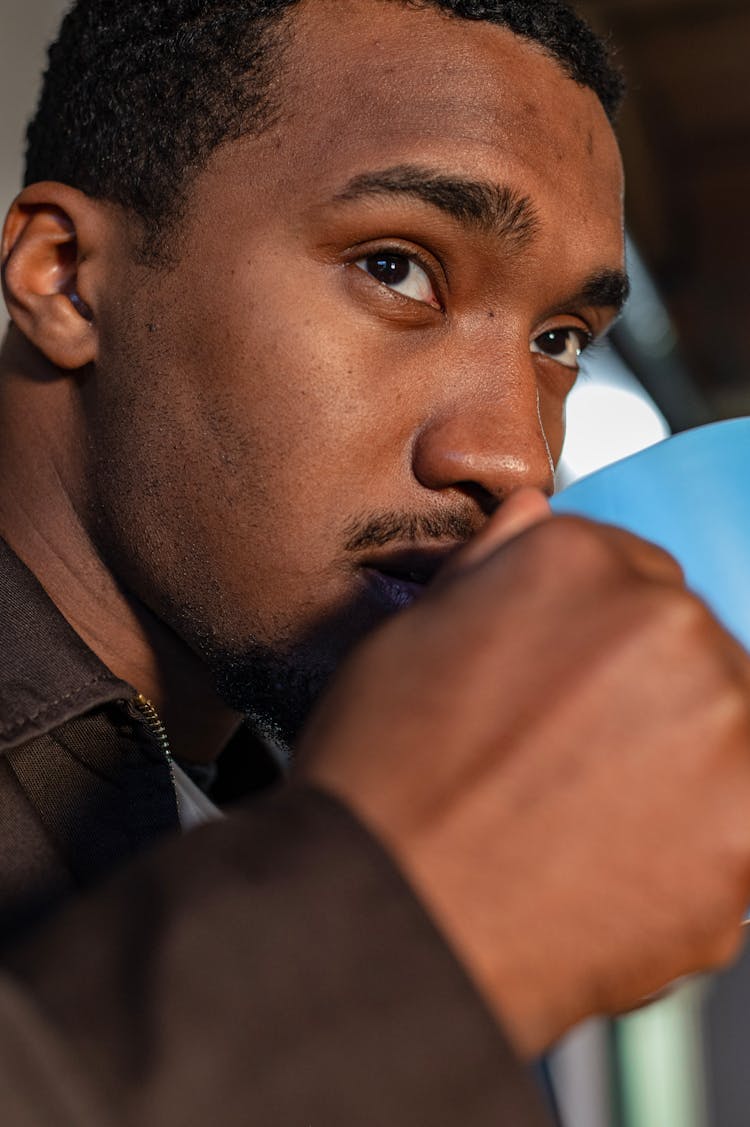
[451,482,502,517]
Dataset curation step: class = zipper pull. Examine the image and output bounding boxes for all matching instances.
[132,693,180,818]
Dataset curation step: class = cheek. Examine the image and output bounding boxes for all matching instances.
[537,382,567,464]
[181,263,432,499]
[90,295,393,623]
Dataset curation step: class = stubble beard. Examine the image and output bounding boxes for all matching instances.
[199,632,335,757]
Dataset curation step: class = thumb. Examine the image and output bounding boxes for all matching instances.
[441,488,552,581]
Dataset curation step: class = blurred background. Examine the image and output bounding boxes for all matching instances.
[581,0,750,424]
[1,1,749,1124]
[556,6,750,1119]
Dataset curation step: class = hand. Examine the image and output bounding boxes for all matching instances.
[296,489,750,1056]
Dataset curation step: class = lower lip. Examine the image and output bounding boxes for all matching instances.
[363,568,426,612]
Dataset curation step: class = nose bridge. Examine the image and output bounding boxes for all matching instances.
[411,356,555,502]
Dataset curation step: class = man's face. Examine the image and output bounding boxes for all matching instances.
[87,0,626,743]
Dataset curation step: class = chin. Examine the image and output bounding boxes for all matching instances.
[204,576,414,750]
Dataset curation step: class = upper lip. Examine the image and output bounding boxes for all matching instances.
[359,544,463,587]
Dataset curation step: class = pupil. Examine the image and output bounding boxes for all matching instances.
[368,254,410,286]
[540,331,565,355]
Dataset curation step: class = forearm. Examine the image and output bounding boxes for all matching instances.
[0,785,549,1127]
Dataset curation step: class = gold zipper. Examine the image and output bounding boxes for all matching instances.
[132,693,180,817]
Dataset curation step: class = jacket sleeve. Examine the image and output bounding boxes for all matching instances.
[0,785,551,1127]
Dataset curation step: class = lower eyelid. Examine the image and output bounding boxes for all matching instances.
[346,263,442,323]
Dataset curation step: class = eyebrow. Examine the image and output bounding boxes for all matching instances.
[334,164,540,247]
[562,269,631,316]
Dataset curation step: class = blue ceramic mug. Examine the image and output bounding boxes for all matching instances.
[552,417,750,654]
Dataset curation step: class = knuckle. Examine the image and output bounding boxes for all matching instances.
[716,686,750,740]
[642,538,684,577]
[541,518,683,590]
[652,586,714,641]
[703,924,744,970]
[535,516,624,579]
[688,663,750,754]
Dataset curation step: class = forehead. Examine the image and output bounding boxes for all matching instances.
[264,0,625,233]
[157,0,625,295]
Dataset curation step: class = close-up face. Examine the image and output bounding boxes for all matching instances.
[84,0,626,741]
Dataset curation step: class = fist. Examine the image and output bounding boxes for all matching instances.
[297,499,750,1055]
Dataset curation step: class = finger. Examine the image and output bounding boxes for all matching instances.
[437,511,686,614]
[440,488,552,581]
[563,518,687,589]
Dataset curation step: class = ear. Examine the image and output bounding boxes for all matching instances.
[1,182,107,371]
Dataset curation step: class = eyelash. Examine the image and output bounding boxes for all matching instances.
[349,243,447,307]
[575,334,605,372]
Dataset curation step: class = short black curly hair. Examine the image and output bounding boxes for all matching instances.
[24,0,624,253]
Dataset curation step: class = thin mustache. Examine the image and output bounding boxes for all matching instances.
[343,510,478,553]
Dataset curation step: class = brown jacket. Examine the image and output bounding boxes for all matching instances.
[0,538,550,1126]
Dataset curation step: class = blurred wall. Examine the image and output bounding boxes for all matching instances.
[0,0,68,220]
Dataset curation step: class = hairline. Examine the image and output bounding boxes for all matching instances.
[32,1,622,268]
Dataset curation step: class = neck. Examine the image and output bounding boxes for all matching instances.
[0,327,241,763]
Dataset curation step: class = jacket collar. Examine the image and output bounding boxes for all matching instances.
[0,536,284,797]
[0,537,133,754]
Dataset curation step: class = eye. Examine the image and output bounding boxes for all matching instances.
[355,252,440,309]
[531,328,591,370]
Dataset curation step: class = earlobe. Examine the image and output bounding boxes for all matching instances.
[1,182,100,371]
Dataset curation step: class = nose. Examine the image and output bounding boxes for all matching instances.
[411,369,556,511]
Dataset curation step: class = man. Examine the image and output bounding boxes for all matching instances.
[0,1,750,1123]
